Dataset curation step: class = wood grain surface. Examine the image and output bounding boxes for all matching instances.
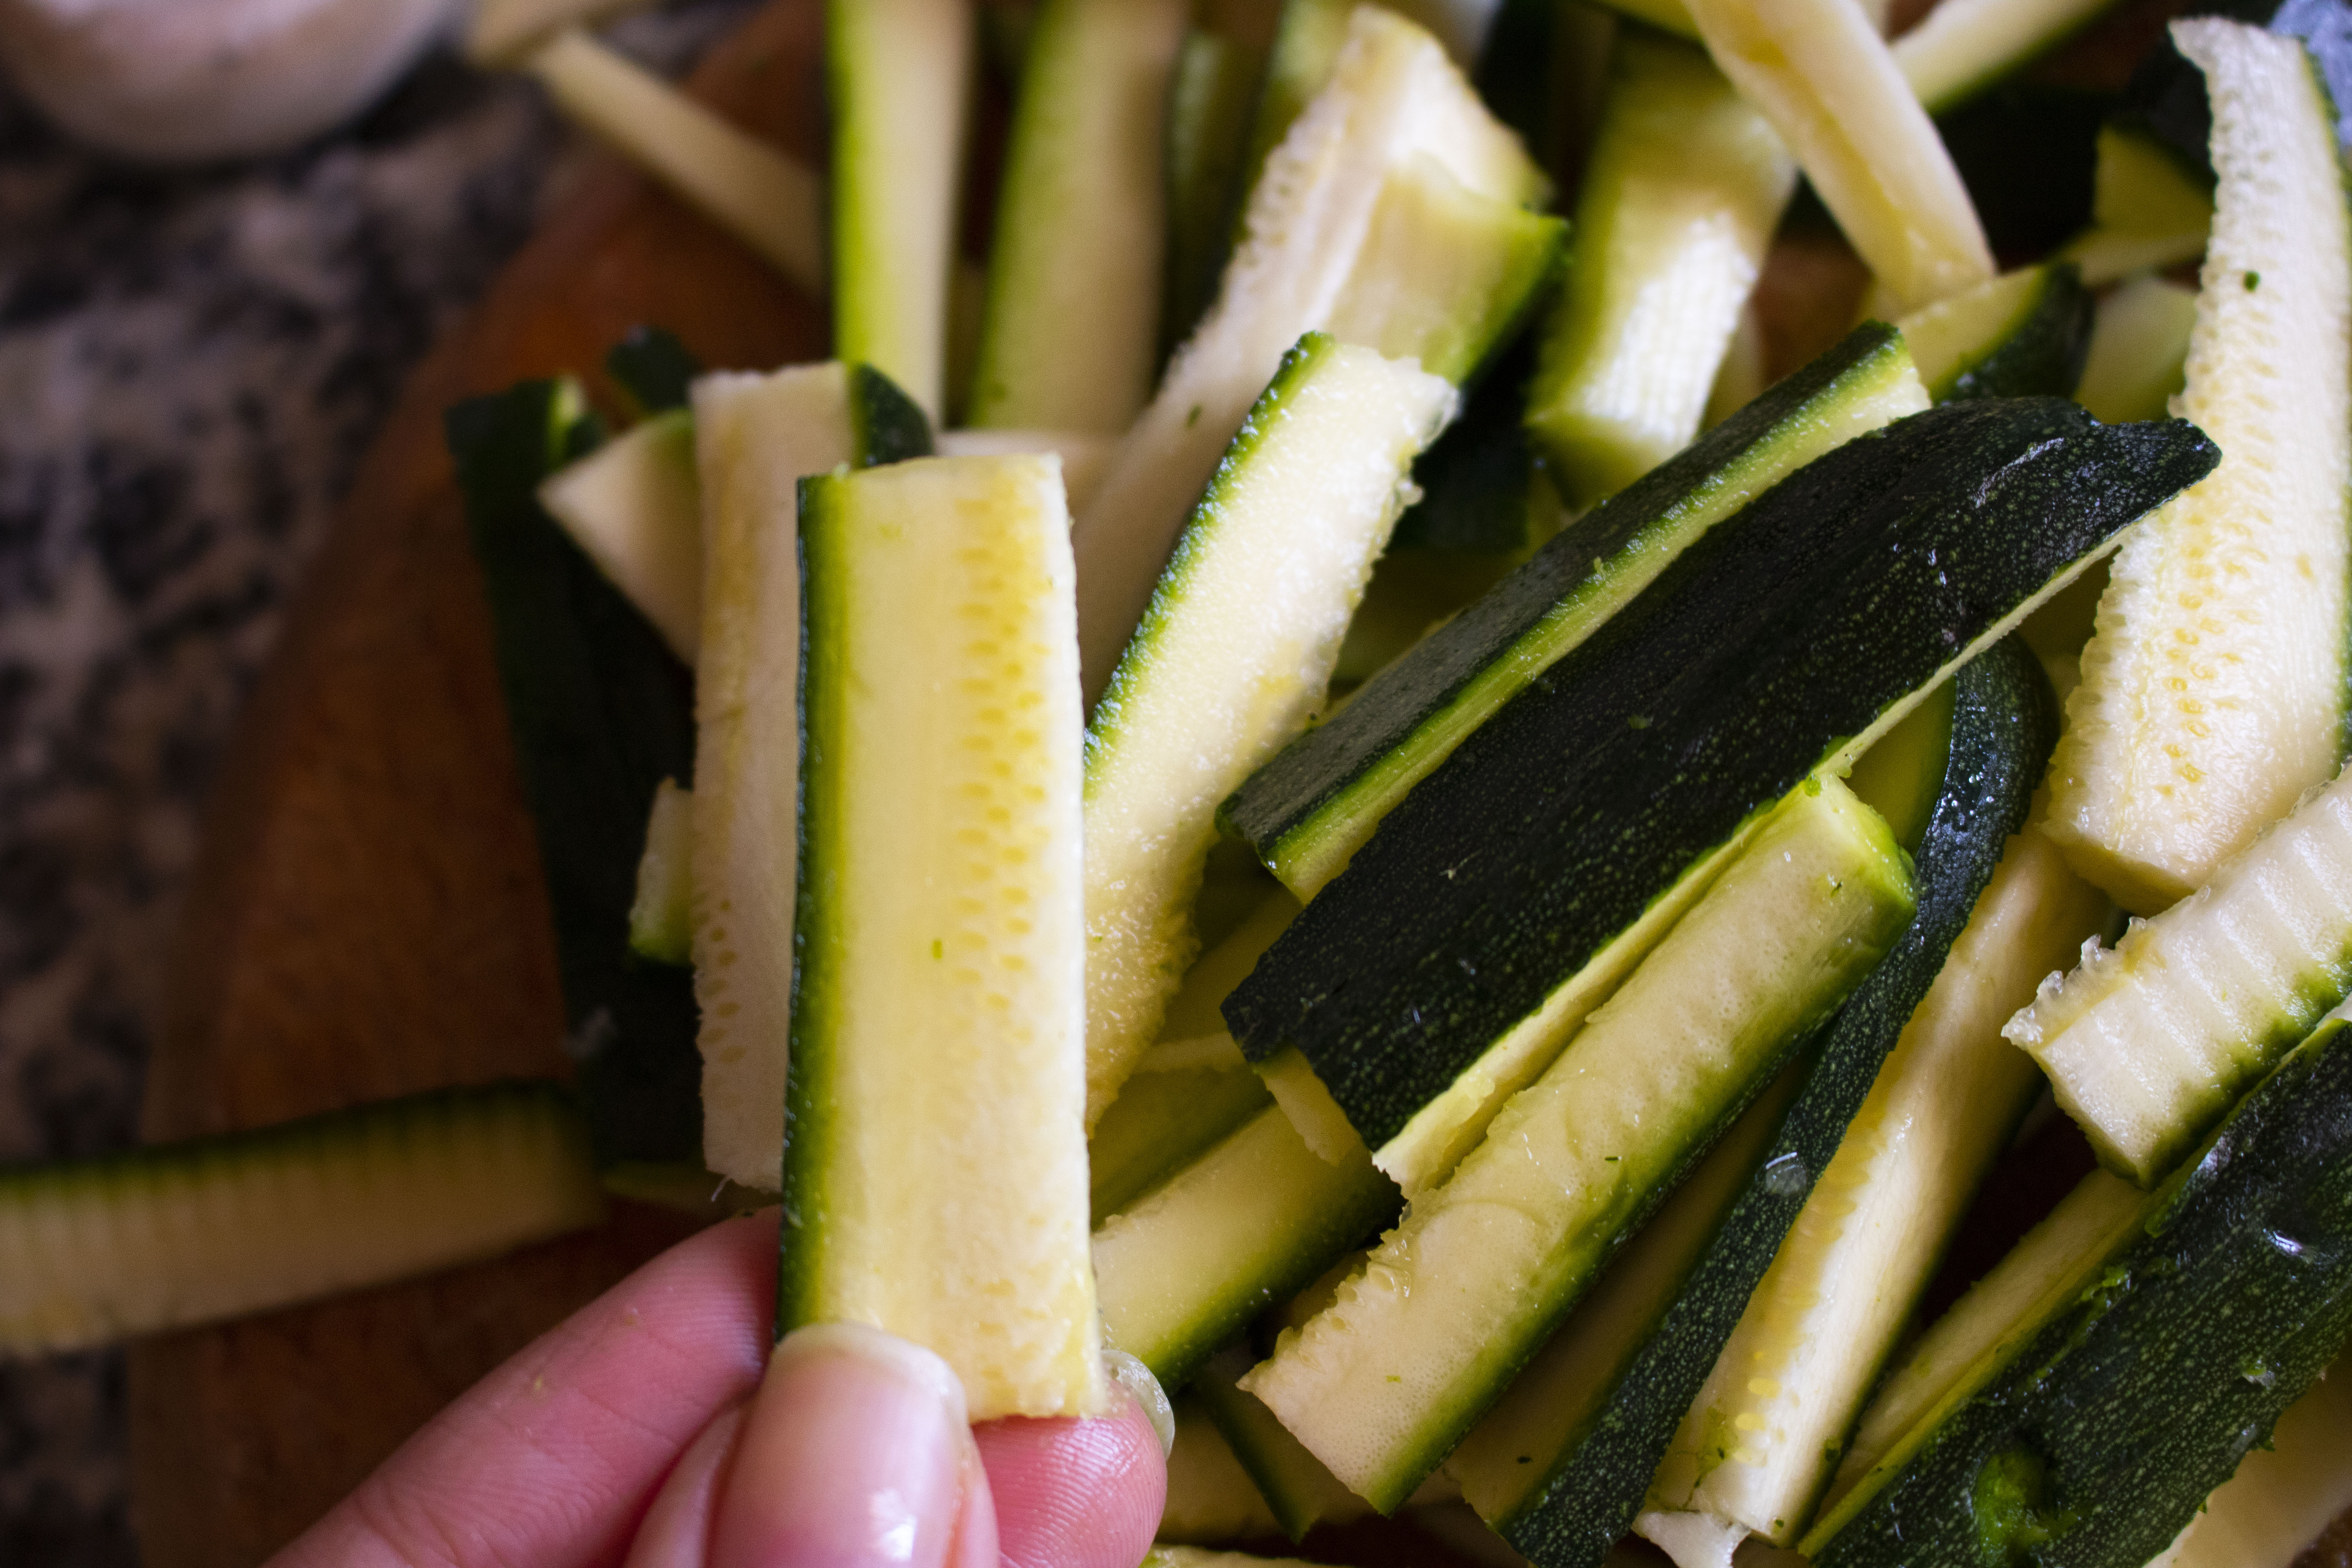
[126,6,822,1561]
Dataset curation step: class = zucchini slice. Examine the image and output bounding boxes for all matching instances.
[1224,399,2218,1184]
[1894,262,2092,403]
[1460,638,2053,1566]
[1889,0,2127,115]
[784,454,1101,1420]
[2072,273,2197,425]
[826,0,973,419]
[1805,1011,2352,1568]
[2061,124,2216,287]
[538,407,702,665]
[1082,334,1454,1125]
[1163,1397,1285,1544]
[2155,1345,2352,1568]
[1239,777,1915,1512]
[1445,1056,1806,1528]
[451,377,700,1169]
[688,364,926,1192]
[1069,5,1551,698]
[627,778,693,967]
[0,1083,603,1354]
[1639,827,2110,1560]
[1524,29,1797,509]
[1193,1343,1372,1540]
[1092,1103,1399,1390]
[2045,19,2352,915]
[523,29,824,296]
[1086,1036,1272,1225]
[2008,757,2352,1186]
[1684,0,1992,311]
[1223,323,1926,906]
[968,0,1188,432]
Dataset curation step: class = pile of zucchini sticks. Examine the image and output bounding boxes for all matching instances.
[13,0,2352,1564]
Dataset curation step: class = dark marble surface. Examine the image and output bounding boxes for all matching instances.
[0,5,755,1560]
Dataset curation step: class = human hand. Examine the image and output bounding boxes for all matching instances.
[266,1210,1169,1568]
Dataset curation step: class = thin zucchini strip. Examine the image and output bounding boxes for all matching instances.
[1069,5,1551,699]
[784,454,1101,1419]
[1639,828,2111,1561]
[969,0,1189,432]
[1241,779,1915,1513]
[687,366,889,1191]
[1081,335,1454,1125]
[1163,1397,1286,1544]
[468,0,646,64]
[826,0,973,419]
[1092,1104,1399,1391]
[1890,0,2126,114]
[1225,323,1926,907]
[628,778,694,966]
[538,408,702,664]
[0,1084,603,1355]
[2044,19,2352,915]
[1161,26,1267,358]
[1685,0,1993,311]
[2006,762,2352,1187]
[1893,262,2092,403]
[2072,274,2197,425]
[524,29,823,296]
[2060,124,2216,287]
[1807,1013,2352,1568]
[1525,30,1796,509]
[452,378,700,1168]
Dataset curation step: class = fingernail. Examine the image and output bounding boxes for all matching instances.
[709,1322,971,1568]
[1104,1350,1175,1458]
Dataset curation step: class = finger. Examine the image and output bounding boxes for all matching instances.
[975,1379,1169,1568]
[707,1322,976,1568]
[622,1401,746,1568]
[268,1211,780,1568]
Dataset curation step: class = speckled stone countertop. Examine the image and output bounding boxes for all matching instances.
[0,6,751,1559]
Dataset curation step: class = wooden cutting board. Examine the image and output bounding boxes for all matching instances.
[122,6,824,1562]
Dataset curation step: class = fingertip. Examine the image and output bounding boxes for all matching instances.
[974,1381,1167,1568]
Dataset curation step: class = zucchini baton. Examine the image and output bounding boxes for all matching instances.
[1224,401,2218,1161]
[1478,637,2056,1564]
[1807,1012,2352,1568]
[1221,323,1927,903]
[451,378,701,1168]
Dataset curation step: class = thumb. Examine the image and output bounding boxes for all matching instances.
[699,1322,992,1568]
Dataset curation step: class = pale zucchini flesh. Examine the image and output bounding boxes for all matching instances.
[783,454,1101,1421]
[1642,828,2111,1555]
[1069,5,1545,699]
[1890,0,2127,114]
[1685,0,1993,311]
[524,29,823,297]
[2072,273,2198,425]
[1893,262,2089,403]
[628,777,695,966]
[1080,335,1453,1126]
[2061,124,2217,287]
[687,365,857,1191]
[1445,1061,1804,1526]
[1804,1165,2154,1548]
[827,0,973,419]
[1161,1397,1286,1545]
[1241,779,1914,1512]
[0,1083,603,1355]
[537,407,702,665]
[2006,762,2352,1186]
[968,0,1189,432]
[1091,1103,1399,1390]
[1526,30,1796,508]
[2045,20,2352,915]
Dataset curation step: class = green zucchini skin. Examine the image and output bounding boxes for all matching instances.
[849,363,937,466]
[1220,322,1916,884]
[1939,264,2093,404]
[1224,400,2216,1149]
[1813,1014,2352,1568]
[449,379,701,1168]
[605,325,702,417]
[1495,637,2055,1564]
[1387,338,1539,553]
